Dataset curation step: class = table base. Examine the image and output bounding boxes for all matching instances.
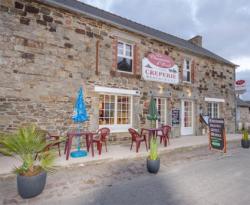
[70,150,88,158]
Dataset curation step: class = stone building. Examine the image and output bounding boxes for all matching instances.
[237,98,250,130]
[0,0,237,141]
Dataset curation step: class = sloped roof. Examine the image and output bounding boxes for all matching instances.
[41,0,236,66]
[237,98,250,107]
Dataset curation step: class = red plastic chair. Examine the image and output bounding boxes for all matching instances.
[92,128,110,155]
[128,128,148,153]
[157,125,171,147]
[35,132,61,159]
[47,134,61,156]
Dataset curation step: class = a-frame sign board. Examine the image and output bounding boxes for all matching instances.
[208,118,227,153]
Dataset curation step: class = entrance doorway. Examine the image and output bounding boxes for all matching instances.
[181,100,194,135]
[155,98,167,128]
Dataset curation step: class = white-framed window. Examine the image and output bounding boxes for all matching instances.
[117,41,133,73]
[99,95,115,125]
[99,94,132,132]
[208,102,219,118]
[155,98,167,127]
[117,96,131,124]
[183,59,191,82]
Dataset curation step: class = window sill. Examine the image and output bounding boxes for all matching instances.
[182,81,194,87]
[110,70,141,79]
[117,70,133,74]
[182,81,192,84]
[99,124,132,133]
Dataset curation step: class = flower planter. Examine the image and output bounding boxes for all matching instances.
[241,139,250,149]
[147,158,160,174]
[17,171,47,198]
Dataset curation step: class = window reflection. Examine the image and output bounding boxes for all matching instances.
[99,95,131,125]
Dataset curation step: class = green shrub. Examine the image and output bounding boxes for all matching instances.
[149,137,158,160]
[0,125,56,176]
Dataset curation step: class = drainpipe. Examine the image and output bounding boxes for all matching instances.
[234,68,237,133]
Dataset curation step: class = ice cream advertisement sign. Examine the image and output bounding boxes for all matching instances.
[142,53,179,84]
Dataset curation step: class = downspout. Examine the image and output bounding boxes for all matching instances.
[95,40,99,75]
[234,67,237,133]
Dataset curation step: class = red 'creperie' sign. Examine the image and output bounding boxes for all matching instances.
[236,80,245,86]
[235,80,246,92]
[142,53,179,84]
[147,53,175,68]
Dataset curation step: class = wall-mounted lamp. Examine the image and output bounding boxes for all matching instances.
[187,89,192,97]
[159,86,164,94]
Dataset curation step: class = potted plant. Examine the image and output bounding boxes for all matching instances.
[147,137,160,173]
[0,125,56,198]
[146,95,160,174]
[241,127,249,149]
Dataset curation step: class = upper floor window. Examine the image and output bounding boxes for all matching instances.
[117,41,133,73]
[183,59,191,82]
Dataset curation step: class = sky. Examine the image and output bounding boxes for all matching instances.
[81,0,250,100]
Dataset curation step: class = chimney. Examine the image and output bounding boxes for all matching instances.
[188,35,202,47]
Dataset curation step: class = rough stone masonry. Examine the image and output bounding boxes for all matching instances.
[0,0,236,142]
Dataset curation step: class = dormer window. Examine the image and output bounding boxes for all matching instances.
[117,41,133,73]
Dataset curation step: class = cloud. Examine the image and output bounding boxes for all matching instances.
[195,0,250,60]
[233,56,250,71]
[78,0,119,11]
[109,0,198,38]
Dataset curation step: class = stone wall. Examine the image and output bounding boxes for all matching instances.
[238,107,250,130]
[0,0,236,140]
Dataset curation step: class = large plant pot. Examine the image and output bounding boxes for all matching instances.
[147,158,160,174]
[17,171,47,198]
[241,139,250,149]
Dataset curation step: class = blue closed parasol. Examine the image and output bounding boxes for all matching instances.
[71,87,89,158]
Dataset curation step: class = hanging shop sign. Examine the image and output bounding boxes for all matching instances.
[142,53,179,84]
[235,80,246,94]
[208,118,226,153]
[172,108,180,126]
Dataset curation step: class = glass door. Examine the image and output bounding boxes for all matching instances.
[181,100,194,135]
[155,98,167,128]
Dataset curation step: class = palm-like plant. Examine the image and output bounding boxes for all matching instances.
[149,137,158,160]
[242,129,249,141]
[147,96,159,159]
[0,125,56,176]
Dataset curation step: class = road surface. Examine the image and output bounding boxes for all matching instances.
[1,142,250,205]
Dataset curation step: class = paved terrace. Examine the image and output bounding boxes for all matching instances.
[0,134,241,176]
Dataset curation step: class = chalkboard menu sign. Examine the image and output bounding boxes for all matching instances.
[172,108,180,126]
[208,118,226,152]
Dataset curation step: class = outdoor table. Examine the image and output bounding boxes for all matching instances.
[143,128,162,148]
[65,131,95,160]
